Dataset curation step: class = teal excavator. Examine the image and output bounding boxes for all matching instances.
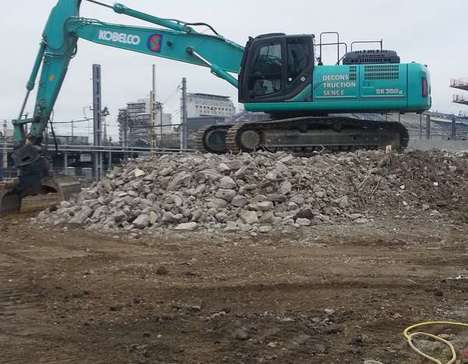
[0,0,431,214]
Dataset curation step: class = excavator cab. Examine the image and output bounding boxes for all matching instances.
[239,34,314,104]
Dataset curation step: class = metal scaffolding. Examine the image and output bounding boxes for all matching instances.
[450,79,468,91]
[453,94,468,106]
[451,78,468,107]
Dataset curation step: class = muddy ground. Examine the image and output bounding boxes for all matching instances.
[0,202,467,363]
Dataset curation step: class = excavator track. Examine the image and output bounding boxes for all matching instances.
[222,116,409,155]
[194,124,233,154]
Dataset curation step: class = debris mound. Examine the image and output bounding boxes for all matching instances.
[36,150,468,233]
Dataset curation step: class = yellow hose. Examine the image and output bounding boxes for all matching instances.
[403,321,468,364]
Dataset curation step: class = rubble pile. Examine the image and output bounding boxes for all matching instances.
[36,150,468,233]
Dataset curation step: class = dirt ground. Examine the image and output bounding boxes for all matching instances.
[0,201,467,364]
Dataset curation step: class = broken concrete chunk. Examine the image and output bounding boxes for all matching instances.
[219,176,237,189]
[296,218,312,226]
[215,189,237,202]
[69,206,93,225]
[149,211,158,225]
[231,195,248,208]
[162,212,178,223]
[168,172,192,190]
[256,201,274,212]
[217,163,231,173]
[334,196,350,209]
[113,211,128,224]
[280,181,293,195]
[259,225,273,233]
[134,168,146,178]
[174,222,198,231]
[240,210,258,225]
[160,167,173,176]
[133,214,150,229]
[200,169,222,181]
[208,198,228,209]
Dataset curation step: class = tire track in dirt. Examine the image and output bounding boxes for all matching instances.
[0,251,86,364]
[0,252,42,320]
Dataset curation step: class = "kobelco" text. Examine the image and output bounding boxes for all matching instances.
[98,30,141,45]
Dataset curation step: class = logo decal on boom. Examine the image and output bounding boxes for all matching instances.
[98,30,141,45]
[148,34,163,52]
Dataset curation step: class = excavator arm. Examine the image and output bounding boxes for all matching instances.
[1,0,244,215]
[18,0,244,146]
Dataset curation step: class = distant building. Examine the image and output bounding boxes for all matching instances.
[187,93,236,118]
[118,108,129,147]
[118,93,236,144]
[118,98,173,147]
[185,93,236,132]
[141,98,173,135]
[0,126,13,142]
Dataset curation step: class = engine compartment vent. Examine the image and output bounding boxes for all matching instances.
[364,64,400,80]
[343,50,400,65]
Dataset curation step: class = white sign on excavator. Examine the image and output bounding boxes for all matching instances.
[98,30,141,46]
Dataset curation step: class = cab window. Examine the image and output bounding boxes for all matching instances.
[248,42,283,98]
[287,38,310,87]
[239,35,313,103]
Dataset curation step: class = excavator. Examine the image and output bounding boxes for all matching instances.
[0,0,431,215]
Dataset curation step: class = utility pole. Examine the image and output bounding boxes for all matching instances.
[92,64,103,180]
[425,114,431,140]
[451,116,457,140]
[103,117,108,144]
[101,107,110,145]
[2,120,8,180]
[419,114,423,140]
[159,102,164,148]
[70,119,79,141]
[124,111,129,161]
[149,64,157,154]
[180,77,188,150]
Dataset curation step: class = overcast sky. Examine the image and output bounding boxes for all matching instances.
[1,0,467,139]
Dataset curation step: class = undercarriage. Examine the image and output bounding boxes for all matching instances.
[195,116,409,155]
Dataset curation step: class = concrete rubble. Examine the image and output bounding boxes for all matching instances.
[35,150,468,233]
